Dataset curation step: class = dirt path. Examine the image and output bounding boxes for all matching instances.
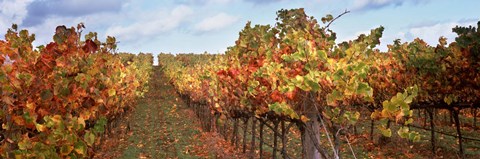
[94,66,214,159]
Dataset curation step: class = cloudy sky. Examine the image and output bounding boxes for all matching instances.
[1,0,479,56]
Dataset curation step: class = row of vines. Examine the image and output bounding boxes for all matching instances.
[160,8,479,158]
[0,24,153,158]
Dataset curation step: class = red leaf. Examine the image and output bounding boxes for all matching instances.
[270,90,284,102]
[82,40,98,53]
[45,42,57,52]
[216,70,227,76]
[13,115,25,126]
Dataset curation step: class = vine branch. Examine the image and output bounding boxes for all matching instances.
[326,9,350,29]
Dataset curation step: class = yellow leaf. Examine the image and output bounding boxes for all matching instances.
[2,123,9,130]
[444,96,453,105]
[52,115,62,124]
[133,81,140,87]
[395,111,405,123]
[80,112,91,120]
[26,102,35,110]
[381,109,390,118]
[35,123,47,132]
[301,115,309,123]
[78,117,86,128]
[108,89,116,97]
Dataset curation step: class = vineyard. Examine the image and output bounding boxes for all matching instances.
[160,9,480,159]
[0,8,479,159]
[0,24,153,158]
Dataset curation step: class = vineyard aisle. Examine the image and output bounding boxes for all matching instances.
[94,66,239,159]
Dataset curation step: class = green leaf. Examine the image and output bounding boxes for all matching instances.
[305,79,320,92]
[402,109,412,117]
[343,111,360,124]
[22,112,34,124]
[69,153,79,159]
[291,51,304,61]
[405,118,414,125]
[93,116,107,133]
[41,89,53,101]
[321,14,334,23]
[281,54,293,62]
[379,127,392,137]
[356,82,372,96]
[84,131,95,146]
[268,103,281,113]
[74,141,87,155]
[284,107,299,119]
[410,132,421,142]
[60,145,73,156]
[327,90,343,106]
[397,127,409,138]
[317,50,327,60]
[405,95,414,104]
[18,139,31,150]
[382,100,396,112]
[399,101,408,110]
[60,87,71,97]
[333,69,344,81]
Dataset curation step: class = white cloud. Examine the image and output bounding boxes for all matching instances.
[23,12,123,47]
[0,0,33,34]
[244,0,284,4]
[22,0,127,27]
[337,30,371,43]
[194,13,239,32]
[174,0,237,6]
[208,0,236,4]
[25,15,113,47]
[352,0,428,11]
[400,20,477,46]
[364,20,478,51]
[105,5,194,43]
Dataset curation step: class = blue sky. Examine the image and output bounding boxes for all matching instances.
[1,0,479,56]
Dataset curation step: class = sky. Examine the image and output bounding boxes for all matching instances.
[1,0,479,58]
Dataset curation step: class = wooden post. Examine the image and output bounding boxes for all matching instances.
[273,119,279,159]
[259,120,264,159]
[423,110,428,127]
[243,117,249,153]
[223,118,228,141]
[450,110,454,125]
[213,112,220,132]
[370,119,374,141]
[281,121,287,159]
[250,117,256,159]
[299,124,306,159]
[233,118,239,147]
[473,108,477,130]
[301,92,322,159]
[427,108,436,155]
[453,109,464,159]
[444,110,448,123]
